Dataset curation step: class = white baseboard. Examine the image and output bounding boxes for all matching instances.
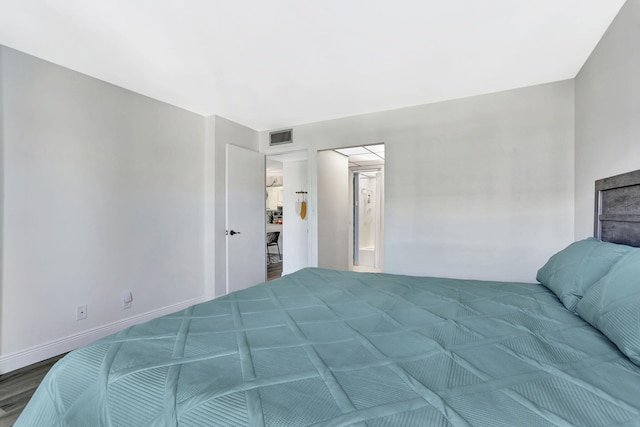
[0,296,207,375]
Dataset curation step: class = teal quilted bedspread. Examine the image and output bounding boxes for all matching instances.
[16,268,640,426]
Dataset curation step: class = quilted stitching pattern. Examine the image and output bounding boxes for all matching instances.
[16,268,640,426]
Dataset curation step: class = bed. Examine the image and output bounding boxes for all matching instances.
[16,170,640,426]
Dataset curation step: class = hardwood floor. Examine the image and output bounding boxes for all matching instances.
[0,353,66,427]
[267,259,283,281]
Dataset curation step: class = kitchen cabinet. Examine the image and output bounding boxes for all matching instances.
[266,186,283,210]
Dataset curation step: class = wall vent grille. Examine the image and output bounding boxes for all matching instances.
[270,129,293,146]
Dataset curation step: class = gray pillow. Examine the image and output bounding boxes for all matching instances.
[536,238,633,312]
[576,249,640,365]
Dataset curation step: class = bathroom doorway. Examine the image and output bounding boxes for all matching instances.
[318,144,384,272]
[353,168,383,271]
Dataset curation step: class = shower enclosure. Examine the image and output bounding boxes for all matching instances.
[353,169,383,270]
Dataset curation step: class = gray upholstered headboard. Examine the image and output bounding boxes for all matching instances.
[594,169,640,247]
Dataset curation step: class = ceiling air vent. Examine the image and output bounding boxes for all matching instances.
[270,129,293,146]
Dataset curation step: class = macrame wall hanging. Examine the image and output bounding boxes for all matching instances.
[295,191,308,220]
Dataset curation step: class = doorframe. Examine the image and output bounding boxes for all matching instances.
[264,149,310,274]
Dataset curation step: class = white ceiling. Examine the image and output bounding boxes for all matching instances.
[0,0,625,131]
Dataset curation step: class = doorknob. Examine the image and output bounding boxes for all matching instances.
[228,230,241,236]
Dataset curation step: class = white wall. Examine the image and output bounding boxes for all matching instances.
[0,47,4,364]
[575,0,640,240]
[317,150,350,270]
[2,15,614,369]
[282,160,308,274]
[213,115,259,296]
[204,115,216,299]
[0,46,208,372]
[261,80,575,282]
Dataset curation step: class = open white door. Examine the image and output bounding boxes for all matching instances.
[226,144,265,293]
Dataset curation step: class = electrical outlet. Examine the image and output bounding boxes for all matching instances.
[122,291,133,309]
[76,304,87,320]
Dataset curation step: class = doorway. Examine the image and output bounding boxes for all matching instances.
[265,150,309,280]
[353,168,383,271]
[266,157,284,280]
[317,144,384,272]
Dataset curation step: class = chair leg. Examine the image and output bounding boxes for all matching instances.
[276,242,281,261]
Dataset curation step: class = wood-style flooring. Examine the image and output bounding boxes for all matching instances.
[267,260,283,281]
[0,353,66,427]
